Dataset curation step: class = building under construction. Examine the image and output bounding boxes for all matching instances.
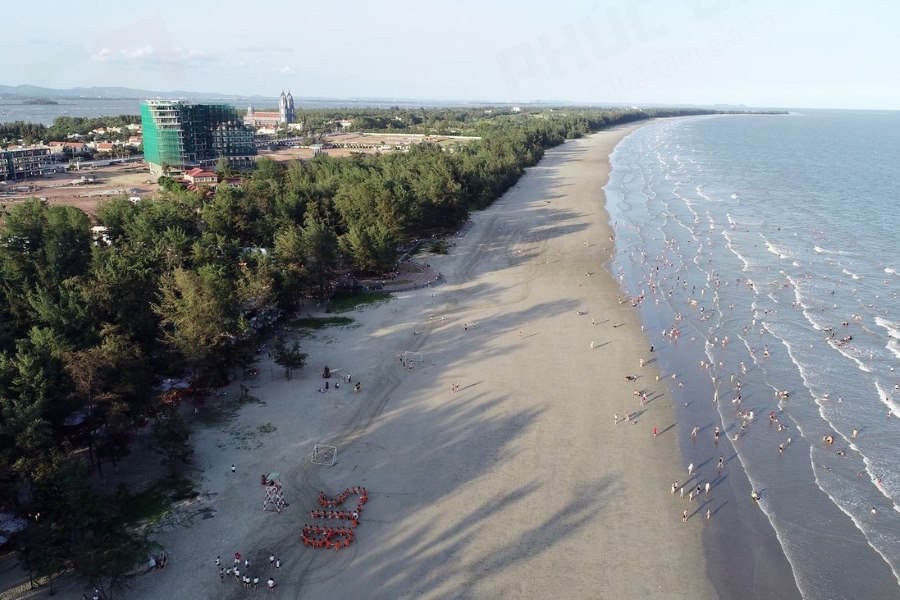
[140,100,257,176]
[0,146,61,182]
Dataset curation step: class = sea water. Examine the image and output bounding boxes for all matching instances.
[606,111,900,599]
[0,96,499,126]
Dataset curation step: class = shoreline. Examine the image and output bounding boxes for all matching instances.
[604,118,804,600]
[605,113,900,599]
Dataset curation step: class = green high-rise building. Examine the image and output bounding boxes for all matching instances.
[141,100,257,176]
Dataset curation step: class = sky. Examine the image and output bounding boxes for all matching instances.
[3,0,899,110]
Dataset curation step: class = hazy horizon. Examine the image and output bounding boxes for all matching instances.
[3,1,899,111]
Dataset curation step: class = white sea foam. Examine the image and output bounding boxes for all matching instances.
[842,268,862,280]
[860,450,899,512]
[875,317,900,358]
[743,466,811,598]
[760,233,793,260]
[874,381,900,416]
[720,228,750,272]
[785,275,827,331]
[825,338,873,372]
[814,245,857,257]
[875,316,900,340]
[810,448,900,590]
[696,185,718,203]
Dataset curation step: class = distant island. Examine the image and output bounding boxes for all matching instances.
[21,98,59,105]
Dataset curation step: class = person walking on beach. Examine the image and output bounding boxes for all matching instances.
[688,462,694,475]
[682,509,689,523]
[672,481,679,494]
[706,508,712,521]
[652,426,659,437]
[717,456,724,471]
[705,481,711,495]
[614,413,619,424]
[691,425,700,439]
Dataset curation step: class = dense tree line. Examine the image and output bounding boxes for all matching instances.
[296,105,713,137]
[0,106,713,591]
[0,114,141,146]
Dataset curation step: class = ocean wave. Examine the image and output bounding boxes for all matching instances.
[875,316,900,339]
[743,470,810,598]
[811,448,900,590]
[842,268,862,281]
[825,338,873,372]
[872,317,900,359]
[888,339,900,360]
[721,230,752,272]
[874,381,900,416]
[785,275,828,331]
[761,233,794,260]
[696,185,719,203]
[860,452,899,514]
[815,245,857,257]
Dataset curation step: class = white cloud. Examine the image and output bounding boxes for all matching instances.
[91,47,114,62]
[277,65,295,75]
[121,44,154,60]
[89,44,209,68]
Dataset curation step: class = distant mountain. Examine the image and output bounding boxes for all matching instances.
[0,85,531,107]
[0,84,274,101]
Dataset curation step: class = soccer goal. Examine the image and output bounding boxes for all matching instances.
[402,351,424,365]
[311,444,337,466]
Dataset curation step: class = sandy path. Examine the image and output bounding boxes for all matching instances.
[124,123,715,600]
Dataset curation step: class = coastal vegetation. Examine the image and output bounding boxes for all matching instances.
[0,114,141,146]
[0,105,714,591]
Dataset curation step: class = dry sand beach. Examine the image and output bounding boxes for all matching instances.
[116,122,717,599]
